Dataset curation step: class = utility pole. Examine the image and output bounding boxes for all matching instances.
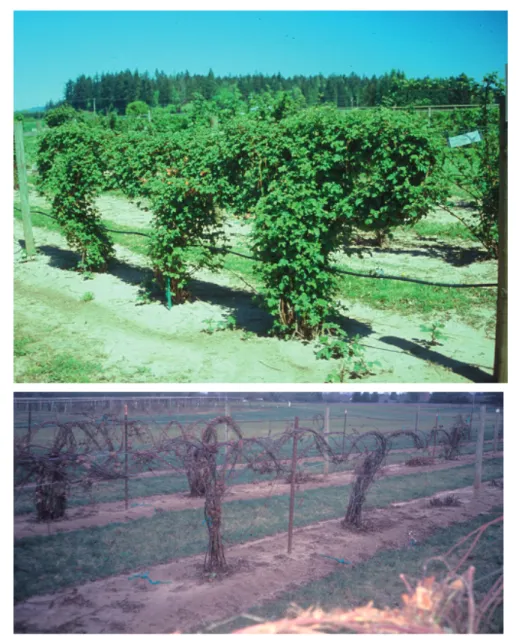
[494,64,508,383]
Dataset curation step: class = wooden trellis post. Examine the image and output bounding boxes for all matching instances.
[493,409,500,453]
[432,412,439,457]
[494,71,508,382]
[224,400,231,454]
[14,121,36,257]
[343,409,348,452]
[324,406,330,477]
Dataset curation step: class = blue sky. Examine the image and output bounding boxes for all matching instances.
[14,10,507,110]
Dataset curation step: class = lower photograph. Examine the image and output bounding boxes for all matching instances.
[13,391,504,634]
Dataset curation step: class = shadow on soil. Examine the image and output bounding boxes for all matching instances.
[380,335,494,383]
[27,242,373,339]
[346,240,489,267]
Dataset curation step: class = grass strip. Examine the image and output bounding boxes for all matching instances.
[15,441,502,516]
[14,321,157,384]
[335,266,496,326]
[14,457,502,601]
[408,219,475,241]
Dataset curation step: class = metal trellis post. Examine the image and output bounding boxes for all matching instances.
[287,417,300,554]
[124,404,129,510]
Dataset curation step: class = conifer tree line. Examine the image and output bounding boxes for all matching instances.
[50,68,499,113]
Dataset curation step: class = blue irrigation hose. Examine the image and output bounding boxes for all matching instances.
[128,571,172,585]
[319,554,353,565]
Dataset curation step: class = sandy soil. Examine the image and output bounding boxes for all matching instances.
[14,192,496,383]
[14,451,502,539]
[335,205,498,285]
[13,484,503,634]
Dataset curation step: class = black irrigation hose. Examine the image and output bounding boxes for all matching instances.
[326,266,497,288]
[195,244,497,288]
[103,227,151,239]
[25,208,497,289]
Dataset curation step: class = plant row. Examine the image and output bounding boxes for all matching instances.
[35,101,499,340]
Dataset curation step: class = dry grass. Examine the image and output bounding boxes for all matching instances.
[428,495,462,508]
[405,456,435,467]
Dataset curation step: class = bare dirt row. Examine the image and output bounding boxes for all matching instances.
[14,451,502,539]
[13,484,503,634]
[14,196,495,383]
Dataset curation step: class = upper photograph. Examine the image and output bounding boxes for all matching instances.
[13,10,508,383]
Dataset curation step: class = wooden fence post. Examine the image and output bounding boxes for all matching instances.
[474,406,486,495]
[415,404,420,432]
[14,121,36,256]
[324,406,330,478]
[287,417,300,554]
